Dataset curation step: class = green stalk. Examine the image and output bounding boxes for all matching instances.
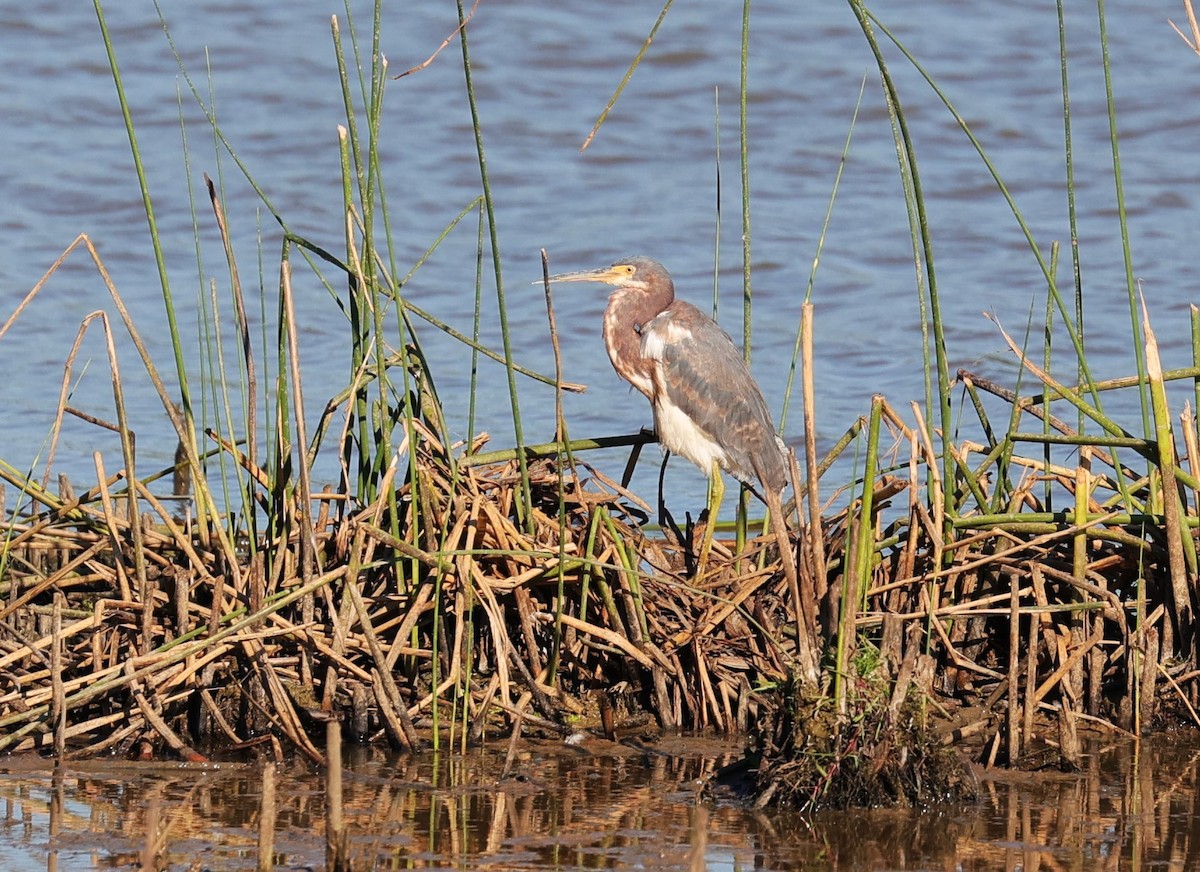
[1192,306,1200,418]
[94,2,194,434]
[456,0,531,527]
[836,396,883,710]
[540,258,572,685]
[467,204,486,450]
[179,89,240,528]
[1043,248,1057,512]
[578,509,605,626]
[712,87,722,320]
[272,239,296,544]
[853,397,885,607]
[601,512,648,641]
[580,0,676,152]
[849,2,953,537]
[739,0,753,364]
[1055,0,1086,429]
[1097,0,1150,440]
[361,3,402,495]
[335,127,370,498]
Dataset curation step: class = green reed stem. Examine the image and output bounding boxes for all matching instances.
[1043,251,1057,511]
[334,128,370,498]
[853,396,884,607]
[540,257,572,685]
[1096,0,1150,441]
[179,93,242,527]
[273,239,296,538]
[580,0,676,152]
[712,87,722,319]
[601,510,648,642]
[1055,0,1086,429]
[467,204,486,450]
[739,0,753,364]
[365,17,395,484]
[1192,307,1200,420]
[578,508,605,626]
[332,13,390,503]
[456,0,531,528]
[850,3,954,538]
[94,2,193,432]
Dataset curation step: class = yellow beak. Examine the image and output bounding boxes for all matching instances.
[541,266,626,286]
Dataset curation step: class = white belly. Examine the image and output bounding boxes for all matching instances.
[653,393,727,474]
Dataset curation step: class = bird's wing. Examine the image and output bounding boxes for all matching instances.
[640,301,786,492]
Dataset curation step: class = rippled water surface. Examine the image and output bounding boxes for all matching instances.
[2,1,1197,505]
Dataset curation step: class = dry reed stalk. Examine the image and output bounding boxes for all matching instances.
[7,319,1200,775]
[128,668,206,763]
[1143,302,1194,628]
[91,453,132,602]
[1157,660,1200,728]
[1141,627,1160,728]
[325,718,346,871]
[345,580,418,750]
[321,527,365,712]
[257,761,277,872]
[800,302,828,610]
[51,592,65,758]
[1007,571,1020,762]
[1169,0,1200,54]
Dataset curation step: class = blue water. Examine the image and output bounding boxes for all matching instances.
[1,0,1197,511]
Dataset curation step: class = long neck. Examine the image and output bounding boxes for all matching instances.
[602,285,671,399]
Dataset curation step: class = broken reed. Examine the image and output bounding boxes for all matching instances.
[5,319,1200,765]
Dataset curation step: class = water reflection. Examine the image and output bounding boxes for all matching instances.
[0,732,1198,870]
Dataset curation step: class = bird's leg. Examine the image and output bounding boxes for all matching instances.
[657,450,671,529]
[696,461,724,575]
[656,451,689,573]
[735,485,749,561]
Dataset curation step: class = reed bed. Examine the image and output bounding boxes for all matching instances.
[1,0,1197,820]
[2,325,1199,776]
[0,395,814,760]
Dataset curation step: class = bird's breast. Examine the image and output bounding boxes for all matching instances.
[602,298,655,398]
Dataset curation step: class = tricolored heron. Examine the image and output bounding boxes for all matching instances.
[545,256,797,586]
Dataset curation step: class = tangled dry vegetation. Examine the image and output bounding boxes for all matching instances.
[4,239,1200,820]
[3,324,1200,816]
[0,418,810,763]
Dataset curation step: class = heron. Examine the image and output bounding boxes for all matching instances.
[544,256,798,589]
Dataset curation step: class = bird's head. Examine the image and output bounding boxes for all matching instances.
[543,256,673,296]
